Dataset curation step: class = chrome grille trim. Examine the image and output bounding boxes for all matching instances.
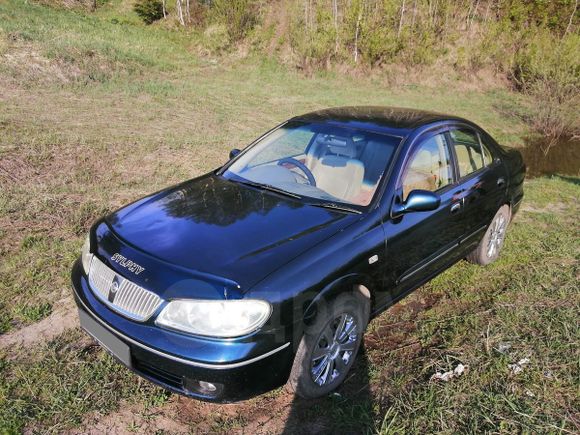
[88,256,163,322]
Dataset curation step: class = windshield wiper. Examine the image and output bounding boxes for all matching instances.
[309,202,362,214]
[234,179,302,199]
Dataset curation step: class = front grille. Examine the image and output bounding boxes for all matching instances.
[135,360,183,388]
[88,256,163,322]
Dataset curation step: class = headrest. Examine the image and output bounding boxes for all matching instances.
[317,135,357,159]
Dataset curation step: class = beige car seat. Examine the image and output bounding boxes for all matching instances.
[403,149,437,197]
[311,136,365,202]
[403,135,453,198]
[454,143,481,177]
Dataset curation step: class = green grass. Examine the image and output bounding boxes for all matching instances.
[0,0,578,433]
[371,178,579,433]
[0,330,164,433]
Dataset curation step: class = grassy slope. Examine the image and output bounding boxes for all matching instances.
[0,0,578,433]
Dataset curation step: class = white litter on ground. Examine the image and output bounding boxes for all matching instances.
[508,357,531,374]
[495,343,512,354]
[430,363,466,382]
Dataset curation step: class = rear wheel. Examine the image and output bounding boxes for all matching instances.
[467,204,511,266]
[287,292,369,399]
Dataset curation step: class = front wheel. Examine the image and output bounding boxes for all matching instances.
[467,204,511,266]
[287,292,369,399]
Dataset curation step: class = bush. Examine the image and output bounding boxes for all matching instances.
[133,0,164,25]
[513,31,579,93]
[209,0,258,41]
[513,30,580,140]
[202,24,230,52]
[288,2,337,67]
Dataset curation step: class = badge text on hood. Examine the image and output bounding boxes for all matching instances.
[111,253,146,275]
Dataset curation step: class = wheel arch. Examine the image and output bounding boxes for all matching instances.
[301,273,374,329]
[500,201,513,223]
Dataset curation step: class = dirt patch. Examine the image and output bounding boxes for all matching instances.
[33,0,96,11]
[1,46,81,86]
[0,154,38,185]
[0,296,78,355]
[365,292,439,353]
[65,400,191,435]
[69,392,305,434]
[521,202,569,215]
[175,390,340,434]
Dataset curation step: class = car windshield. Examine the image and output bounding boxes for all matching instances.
[223,122,401,207]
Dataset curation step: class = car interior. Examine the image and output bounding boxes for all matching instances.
[402,134,453,199]
[303,133,396,205]
[237,129,398,206]
[450,129,485,178]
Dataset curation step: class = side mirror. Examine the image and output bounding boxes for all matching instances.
[229,148,241,159]
[392,189,440,218]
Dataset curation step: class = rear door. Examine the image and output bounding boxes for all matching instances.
[446,126,508,252]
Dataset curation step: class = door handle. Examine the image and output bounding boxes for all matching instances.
[450,202,462,214]
[497,177,506,187]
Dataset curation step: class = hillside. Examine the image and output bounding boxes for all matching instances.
[0,0,579,433]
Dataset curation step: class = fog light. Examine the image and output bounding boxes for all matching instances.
[198,381,217,393]
[184,378,224,398]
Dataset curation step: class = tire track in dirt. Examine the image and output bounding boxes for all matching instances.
[0,295,78,356]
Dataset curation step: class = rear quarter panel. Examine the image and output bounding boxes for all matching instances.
[504,148,526,214]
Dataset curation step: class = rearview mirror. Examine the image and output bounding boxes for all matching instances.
[229,148,241,159]
[392,189,440,218]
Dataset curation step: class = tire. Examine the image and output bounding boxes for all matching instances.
[467,204,511,266]
[287,291,369,399]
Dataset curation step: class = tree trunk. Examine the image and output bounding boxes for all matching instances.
[397,0,406,38]
[332,0,339,54]
[565,0,578,35]
[304,0,308,33]
[176,0,185,26]
[411,0,417,29]
[354,6,362,63]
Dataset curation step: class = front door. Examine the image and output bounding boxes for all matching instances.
[378,130,465,308]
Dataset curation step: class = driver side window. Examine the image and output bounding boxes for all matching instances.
[402,133,453,199]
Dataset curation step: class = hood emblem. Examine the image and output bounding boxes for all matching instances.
[111,253,145,275]
[108,277,121,303]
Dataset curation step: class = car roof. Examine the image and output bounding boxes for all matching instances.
[291,106,470,137]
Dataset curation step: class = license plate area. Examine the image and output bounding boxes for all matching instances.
[79,309,132,368]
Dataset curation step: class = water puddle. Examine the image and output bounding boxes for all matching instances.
[521,136,580,177]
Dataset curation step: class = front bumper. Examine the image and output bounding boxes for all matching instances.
[71,260,294,402]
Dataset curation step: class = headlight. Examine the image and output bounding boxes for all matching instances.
[81,232,92,274]
[155,299,272,338]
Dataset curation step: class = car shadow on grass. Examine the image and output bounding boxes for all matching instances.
[281,344,377,434]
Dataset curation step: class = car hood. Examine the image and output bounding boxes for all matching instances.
[103,174,360,291]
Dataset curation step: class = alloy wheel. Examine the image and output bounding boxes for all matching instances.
[310,313,358,387]
[487,213,507,258]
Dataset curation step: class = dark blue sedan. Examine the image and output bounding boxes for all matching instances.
[71,107,525,401]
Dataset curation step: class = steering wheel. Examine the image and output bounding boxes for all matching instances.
[277,157,316,187]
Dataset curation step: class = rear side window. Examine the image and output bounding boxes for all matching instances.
[449,129,484,178]
[481,140,494,165]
